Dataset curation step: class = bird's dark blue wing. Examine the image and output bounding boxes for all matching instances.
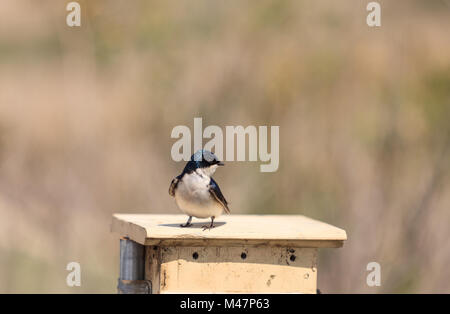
[209,178,230,214]
[169,174,182,197]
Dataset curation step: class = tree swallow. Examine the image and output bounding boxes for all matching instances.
[169,150,230,230]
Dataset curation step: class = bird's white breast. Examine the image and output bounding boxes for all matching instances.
[174,170,223,219]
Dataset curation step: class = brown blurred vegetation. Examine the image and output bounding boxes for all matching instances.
[0,0,449,293]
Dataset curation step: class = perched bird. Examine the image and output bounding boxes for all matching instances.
[169,150,230,230]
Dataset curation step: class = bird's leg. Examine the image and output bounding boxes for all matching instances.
[180,216,193,228]
[202,216,215,231]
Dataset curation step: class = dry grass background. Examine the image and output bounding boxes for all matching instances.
[0,0,449,293]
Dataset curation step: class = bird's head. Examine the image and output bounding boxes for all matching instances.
[185,150,224,176]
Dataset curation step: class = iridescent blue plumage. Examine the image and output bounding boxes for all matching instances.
[209,177,230,214]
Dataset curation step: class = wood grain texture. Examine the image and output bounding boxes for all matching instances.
[112,214,347,248]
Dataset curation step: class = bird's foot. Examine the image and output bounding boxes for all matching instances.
[202,224,215,231]
[180,216,193,228]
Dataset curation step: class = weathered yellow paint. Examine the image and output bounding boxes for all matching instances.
[146,246,317,294]
[111,214,347,247]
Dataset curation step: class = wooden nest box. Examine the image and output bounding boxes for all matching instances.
[111,214,347,294]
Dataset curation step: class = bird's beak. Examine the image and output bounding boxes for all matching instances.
[218,162,225,166]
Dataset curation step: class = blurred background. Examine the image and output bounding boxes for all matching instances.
[0,0,449,293]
